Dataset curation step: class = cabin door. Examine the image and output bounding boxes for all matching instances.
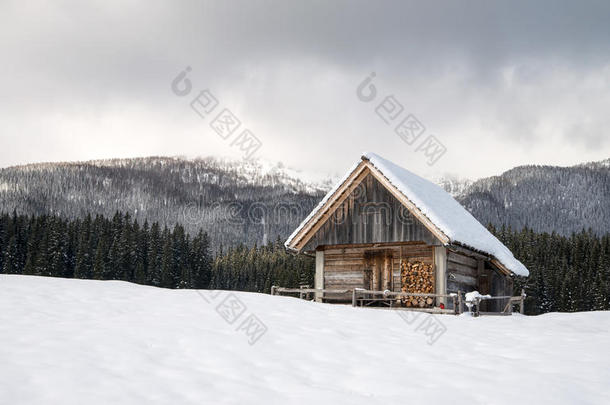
[365,251,392,291]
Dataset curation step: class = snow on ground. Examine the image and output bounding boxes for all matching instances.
[1,275,609,405]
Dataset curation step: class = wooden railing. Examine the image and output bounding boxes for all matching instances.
[351,288,459,314]
[468,289,526,317]
[270,286,351,301]
[270,285,527,316]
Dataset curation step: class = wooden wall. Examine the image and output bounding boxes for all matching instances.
[322,243,513,308]
[486,266,514,312]
[323,246,367,291]
[446,251,478,294]
[446,249,513,311]
[322,243,434,293]
[302,173,440,252]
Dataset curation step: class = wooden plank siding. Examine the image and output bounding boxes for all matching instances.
[323,247,366,290]
[446,249,514,311]
[302,173,440,252]
[446,250,478,294]
[486,265,514,312]
[322,243,434,294]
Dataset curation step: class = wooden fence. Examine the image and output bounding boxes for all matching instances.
[270,285,526,316]
[270,286,350,301]
[467,289,527,316]
[351,288,458,314]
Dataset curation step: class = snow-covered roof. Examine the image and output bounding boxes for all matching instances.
[285,152,529,277]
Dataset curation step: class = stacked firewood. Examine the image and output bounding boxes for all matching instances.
[400,260,435,307]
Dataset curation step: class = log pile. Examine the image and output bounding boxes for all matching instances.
[400,260,435,307]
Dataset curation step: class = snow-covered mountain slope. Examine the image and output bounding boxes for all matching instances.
[579,157,610,170]
[0,156,326,250]
[0,156,608,249]
[1,275,608,405]
[449,158,610,235]
[435,174,473,198]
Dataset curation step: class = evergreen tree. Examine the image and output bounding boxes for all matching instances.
[134,221,149,285]
[174,224,191,288]
[23,216,43,275]
[47,218,67,277]
[117,213,135,281]
[2,235,20,274]
[147,222,162,286]
[560,267,579,312]
[191,230,212,289]
[160,228,175,288]
[74,215,93,279]
[92,235,107,280]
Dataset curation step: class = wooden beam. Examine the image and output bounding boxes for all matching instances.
[447,244,489,261]
[383,252,391,291]
[372,255,381,291]
[490,259,512,276]
[520,289,525,314]
[318,241,431,250]
[315,250,324,302]
[434,246,447,306]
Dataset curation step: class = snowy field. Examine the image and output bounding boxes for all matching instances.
[1,275,609,405]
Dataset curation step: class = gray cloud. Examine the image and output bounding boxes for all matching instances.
[1,0,609,179]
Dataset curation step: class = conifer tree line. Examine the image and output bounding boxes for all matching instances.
[0,211,314,291]
[490,225,610,314]
[1,210,609,314]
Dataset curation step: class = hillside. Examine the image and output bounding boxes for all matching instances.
[0,156,609,251]
[0,275,609,404]
[456,158,610,236]
[0,157,325,250]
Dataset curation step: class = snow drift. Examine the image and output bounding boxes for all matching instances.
[1,275,609,404]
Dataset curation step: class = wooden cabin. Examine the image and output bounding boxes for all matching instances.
[285,153,529,311]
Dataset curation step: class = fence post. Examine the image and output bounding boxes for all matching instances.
[270,285,276,296]
[457,290,463,315]
[299,284,310,300]
[520,288,526,314]
[504,298,512,315]
[352,289,357,307]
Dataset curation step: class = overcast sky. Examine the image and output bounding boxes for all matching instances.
[1,0,609,180]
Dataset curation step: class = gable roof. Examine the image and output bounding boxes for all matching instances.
[285,152,529,277]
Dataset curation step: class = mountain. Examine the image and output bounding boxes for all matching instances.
[1,156,608,250]
[453,158,610,236]
[435,175,473,198]
[0,156,325,251]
